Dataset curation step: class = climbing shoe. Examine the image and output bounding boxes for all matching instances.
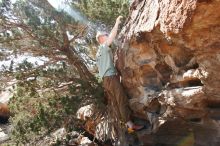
[127,125,146,133]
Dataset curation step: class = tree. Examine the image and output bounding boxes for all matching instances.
[8,60,104,144]
[0,0,105,144]
[0,0,94,81]
[0,0,131,145]
[74,0,129,26]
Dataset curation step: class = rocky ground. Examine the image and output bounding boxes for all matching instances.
[0,123,11,144]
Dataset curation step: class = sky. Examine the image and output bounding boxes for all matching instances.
[47,0,88,23]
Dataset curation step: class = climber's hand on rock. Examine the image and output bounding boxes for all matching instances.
[106,16,123,46]
[116,16,123,24]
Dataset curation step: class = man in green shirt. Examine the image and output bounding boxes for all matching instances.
[96,16,144,132]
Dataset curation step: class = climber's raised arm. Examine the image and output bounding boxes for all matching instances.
[105,16,123,46]
[95,15,145,133]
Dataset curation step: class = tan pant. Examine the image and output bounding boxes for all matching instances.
[103,75,130,123]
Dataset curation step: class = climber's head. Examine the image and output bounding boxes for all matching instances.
[96,31,108,44]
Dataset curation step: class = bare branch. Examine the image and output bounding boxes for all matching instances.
[69,26,88,43]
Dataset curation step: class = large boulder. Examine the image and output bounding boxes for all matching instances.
[116,0,220,145]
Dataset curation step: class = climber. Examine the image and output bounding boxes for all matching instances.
[96,16,144,132]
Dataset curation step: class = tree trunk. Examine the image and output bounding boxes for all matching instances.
[62,47,95,81]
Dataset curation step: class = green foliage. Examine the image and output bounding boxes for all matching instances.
[9,61,104,145]
[1,0,110,145]
[0,0,86,50]
[74,0,129,26]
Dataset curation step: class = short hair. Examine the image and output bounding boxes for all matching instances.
[96,31,108,42]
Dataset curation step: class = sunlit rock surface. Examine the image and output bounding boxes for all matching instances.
[77,104,94,120]
[116,0,220,145]
[33,127,96,146]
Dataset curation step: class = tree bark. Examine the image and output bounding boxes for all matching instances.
[61,47,94,81]
[30,0,95,81]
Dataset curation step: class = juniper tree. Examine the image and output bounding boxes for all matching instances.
[0,0,105,144]
[0,0,131,145]
[74,0,129,26]
[0,0,95,81]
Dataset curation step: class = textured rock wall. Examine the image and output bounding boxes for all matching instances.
[116,0,220,145]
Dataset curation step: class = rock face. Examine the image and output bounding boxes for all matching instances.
[116,0,220,145]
